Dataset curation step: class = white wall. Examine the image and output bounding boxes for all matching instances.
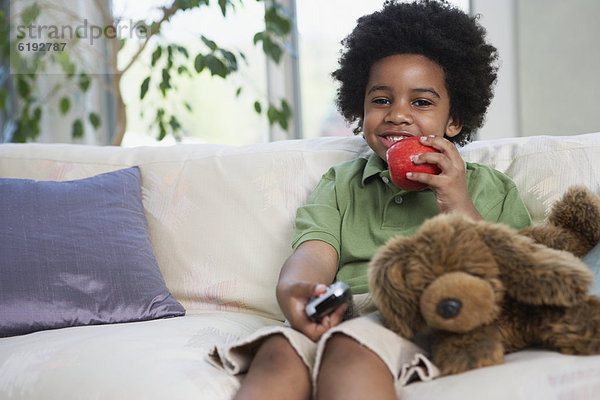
[471,0,520,141]
[472,0,600,140]
[518,0,600,137]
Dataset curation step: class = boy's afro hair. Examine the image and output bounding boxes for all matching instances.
[332,0,498,146]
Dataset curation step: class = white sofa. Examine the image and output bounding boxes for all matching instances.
[1,133,600,400]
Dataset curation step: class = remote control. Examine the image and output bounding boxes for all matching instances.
[305,281,351,322]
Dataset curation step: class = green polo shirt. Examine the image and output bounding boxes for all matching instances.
[292,154,532,294]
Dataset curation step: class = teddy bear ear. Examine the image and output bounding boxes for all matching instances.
[477,222,594,307]
[368,236,424,339]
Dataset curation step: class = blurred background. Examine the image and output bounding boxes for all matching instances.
[1,0,599,146]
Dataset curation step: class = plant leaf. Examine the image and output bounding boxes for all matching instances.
[166,45,174,68]
[88,112,101,129]
[59,97,70,115]
[57,51,75,77]
[260,33,282,64]
[281,99,292,115]
[218,0,228,16]
[176,45,189,58]
[266,100,291,130]
[205,54,227,78]
[72,119,84,138]
[265,6,291,36]
[201,36,217,51]
[177,65,190,76]
[168,115,181,132]
[33,107,42,120]
[78,73,90,92]
[16,78,30,98]
[253,32,264,45]
[151,46,162,67]
[158,121,166,141]
[194,54,205,73]
[161,68,171,90]
[21,3,41,26]
[140,76,150,99]
[219,49,238,71]
[0,88,6,109]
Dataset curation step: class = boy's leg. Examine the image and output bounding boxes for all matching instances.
[234,334,312,400]
[316,333,397,400]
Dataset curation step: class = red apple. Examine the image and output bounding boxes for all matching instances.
[386,137,441,191]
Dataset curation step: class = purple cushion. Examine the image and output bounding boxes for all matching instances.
[0,167,185,337]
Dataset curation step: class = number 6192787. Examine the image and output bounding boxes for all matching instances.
[17,42,67,52]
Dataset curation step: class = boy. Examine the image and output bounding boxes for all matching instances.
[233,1,531,399]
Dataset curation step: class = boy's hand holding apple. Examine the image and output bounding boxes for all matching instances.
[386,136,441,191]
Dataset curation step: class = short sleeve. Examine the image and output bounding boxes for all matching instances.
[492,186,532,230]
[467,162,532,230]
[291,169,342,256]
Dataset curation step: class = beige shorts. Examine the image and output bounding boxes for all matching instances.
[208,295,439,395]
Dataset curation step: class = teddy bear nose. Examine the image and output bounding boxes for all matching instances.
[437,298,462,319]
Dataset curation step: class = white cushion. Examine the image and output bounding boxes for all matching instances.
[459,133,600,224]
[0,312,279,399]
[402,350,600,399]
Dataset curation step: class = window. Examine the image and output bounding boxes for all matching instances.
[119,0,471,146]
[116,0,270,146]
[3,0,471,145]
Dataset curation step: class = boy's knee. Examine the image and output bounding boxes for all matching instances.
[253,333,305,369]
[317,333,396,399]
[319,332,393,376]
[321,333,365,363]
[236,334,311,400]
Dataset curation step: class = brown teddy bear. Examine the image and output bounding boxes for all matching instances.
[369,186,600,376]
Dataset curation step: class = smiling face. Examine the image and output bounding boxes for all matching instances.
[362,53,462,160]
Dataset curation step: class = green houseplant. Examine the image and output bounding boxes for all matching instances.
[0,0,292,144]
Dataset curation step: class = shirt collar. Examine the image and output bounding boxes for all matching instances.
[362,154,388,184]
